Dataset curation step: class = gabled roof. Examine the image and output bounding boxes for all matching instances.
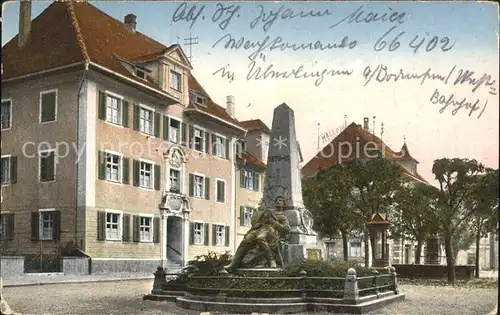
[239,151,266,169]
[186,75,245,130]
[301,122,429,184]
[2,1,239,129]
[240,119,271,134]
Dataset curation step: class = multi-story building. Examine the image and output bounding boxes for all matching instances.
[301,117,446,266]
[234,119,269,247]
[1,1,250,273]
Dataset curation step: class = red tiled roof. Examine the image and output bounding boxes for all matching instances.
[240,151,266,169]
[186,75,245,129]
[240,119,271,134]
[1,1,238,128]
[301,122,429,184]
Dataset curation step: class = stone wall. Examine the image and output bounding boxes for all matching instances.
[62,257,89,275]
[90,258,162,274]
[392,264,475,280]
[0,256,25,277]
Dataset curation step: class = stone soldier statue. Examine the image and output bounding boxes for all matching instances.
[224,196,290,271]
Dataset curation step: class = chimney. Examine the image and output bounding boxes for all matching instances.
[363,117,369,131]
[226,95,235,118]
[18,0,32,47]
[124,14,137,32]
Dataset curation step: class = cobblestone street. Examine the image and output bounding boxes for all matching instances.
[3,279,497,315]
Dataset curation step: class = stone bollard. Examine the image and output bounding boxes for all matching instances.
[343,268,359,303]
[151,266,167,295]
[389,267,399,295]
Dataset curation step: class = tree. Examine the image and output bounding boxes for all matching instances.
[302,164,360,261]
[343,158,404,267]
[392,183,440,264]
[432,158,486,283]
[465,168,499,277]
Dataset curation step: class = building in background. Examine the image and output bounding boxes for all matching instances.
[0,1,250,273]
[301,117,446,266]
[233,119,270,248]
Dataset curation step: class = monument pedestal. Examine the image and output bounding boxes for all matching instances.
[283,233,323,264]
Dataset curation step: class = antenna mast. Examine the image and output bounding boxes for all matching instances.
[184,32,199,62]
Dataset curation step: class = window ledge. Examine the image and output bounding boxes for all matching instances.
[216,200,225,204]
[39,180,56,183]
[106,180,124,186]
[104,120,125,128]
[139,186,155,191]
[40,120,57,125]
[1,127,12,131]
[1,183,11,187]
[105,238,122,242]
[139,240,154,244]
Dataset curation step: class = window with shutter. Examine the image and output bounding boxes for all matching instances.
[31,212,39,241]
[97,211,106,241]
[122,214,131,242]
[40,90,57,123]
[0,155,11,185]
[203,223,209,245]
[154,164,161,190]
[216,180,225,203]
[39,150,56,182]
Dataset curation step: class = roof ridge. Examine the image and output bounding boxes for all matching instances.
[66,1,89,62]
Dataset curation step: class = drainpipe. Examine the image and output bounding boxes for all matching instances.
[75,62,89,250]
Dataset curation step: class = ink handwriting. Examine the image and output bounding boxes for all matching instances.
[373,26,455,53]
[212,64,235,83]
[246,61,353,86]
[330,5,406,28]
[172,2,205,29]
[250,4,332,33]
[362,64,497,95]
[430,88,487,119]
[212,34,357,62]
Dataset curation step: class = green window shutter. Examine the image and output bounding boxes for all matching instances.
[204,131,210,154]
[132,215,140,242]
[225,139,230,159]
[163,116,169,140]
[122,157,130,184]
[133,104,140,131]
[211,134,216,155]
[133,160,140,186]
[204,177,210,200]
[180,122,187,146]
[188,174,194,197]
[52,210,61,241]
[212,224,217,246]
[253,173,260,191]
[189,125,194,148]
[47,152,55,181]
[98,90,107,120]
[225,226,230,247]
[41,92,56,122]
[31,212,39,241]
[203,223,209,245]
[221,181,225,202]
[239,206,245,226]
[154,164,161,191]
[153,217,160,243]
[10,156,17,184]
[122,214,131,242]
[240,169,245,188]
[6,214,15,241]
[97,211,106,241]
[154,113,161,137]
[98,151,106,180]
[189,223,194,245]
[122,100,129,127]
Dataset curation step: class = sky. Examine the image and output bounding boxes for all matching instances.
[2,1,499,184]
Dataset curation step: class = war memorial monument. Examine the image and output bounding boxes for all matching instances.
[144,103,405,314]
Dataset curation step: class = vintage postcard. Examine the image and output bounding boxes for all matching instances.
[1,1,498,315]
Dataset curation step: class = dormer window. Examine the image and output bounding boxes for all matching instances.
[189,91,206,106]
[170,70,181,91]
[135,68,145,79]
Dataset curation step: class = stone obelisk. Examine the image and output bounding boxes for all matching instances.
[259,103,323,263]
